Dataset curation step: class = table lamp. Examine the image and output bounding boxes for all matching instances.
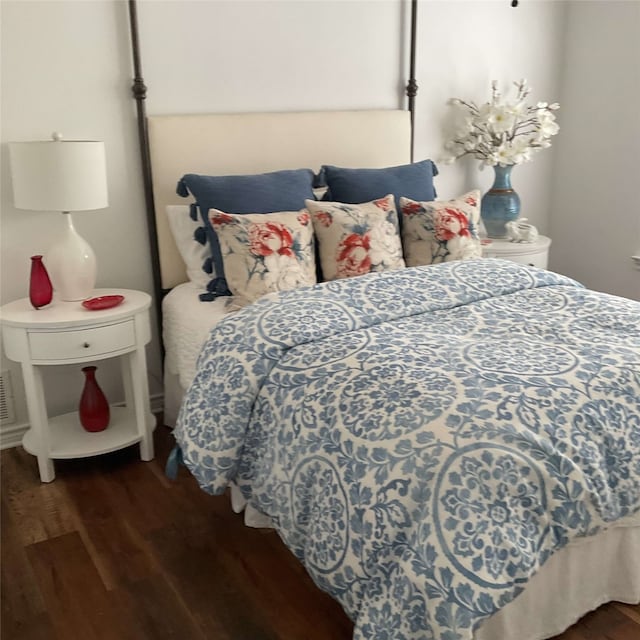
[9,133,108,301]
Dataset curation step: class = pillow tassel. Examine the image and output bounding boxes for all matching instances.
[189,202,199,221]
[199,276,232,301]
[313,167,326,188]
[194,226,207,245]
[176,179,190,198]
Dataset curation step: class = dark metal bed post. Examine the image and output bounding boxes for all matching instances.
[128,0,164,355]
[406,0,418,162]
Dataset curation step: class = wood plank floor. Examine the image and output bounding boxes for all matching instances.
[2,421,638,640]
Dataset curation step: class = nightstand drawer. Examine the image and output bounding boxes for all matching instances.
[28,320,136,361]
[494,252,548,268]
[483,236,551,270]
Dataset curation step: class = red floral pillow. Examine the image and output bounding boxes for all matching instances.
[209,209,316,308]
[305,194,405,281]
[400,191,482,266]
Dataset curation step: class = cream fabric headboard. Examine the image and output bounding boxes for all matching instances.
[148,110,411,289]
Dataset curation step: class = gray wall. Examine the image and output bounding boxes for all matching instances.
[549,0,640,298]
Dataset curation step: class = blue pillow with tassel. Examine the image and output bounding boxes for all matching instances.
[320,160,439,232]
[177,169,316,299]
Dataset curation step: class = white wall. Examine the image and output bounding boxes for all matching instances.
[137,0,404,115]
[1,0,633,443]
[549,0,640,299]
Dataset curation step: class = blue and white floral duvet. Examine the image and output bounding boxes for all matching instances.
[174,259,640,640]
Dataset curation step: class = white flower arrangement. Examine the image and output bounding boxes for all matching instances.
[443,79,560,167]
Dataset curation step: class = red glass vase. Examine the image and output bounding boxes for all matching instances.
[79,366,110,432]
[29,255,53,309]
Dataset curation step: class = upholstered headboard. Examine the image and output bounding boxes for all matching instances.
[148,109,412,290]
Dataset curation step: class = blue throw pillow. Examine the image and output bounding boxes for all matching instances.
[321,160,438,230]
[177,169,315,298]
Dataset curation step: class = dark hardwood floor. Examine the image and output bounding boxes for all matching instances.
[2,420,638,640]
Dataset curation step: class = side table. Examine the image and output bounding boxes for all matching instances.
[483,235,551,269]
[0,289,155,482]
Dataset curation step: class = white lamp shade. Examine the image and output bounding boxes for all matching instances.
[9,140,108,211]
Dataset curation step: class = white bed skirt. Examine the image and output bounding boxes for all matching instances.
[163,367,184,429]
[478,516,640,639]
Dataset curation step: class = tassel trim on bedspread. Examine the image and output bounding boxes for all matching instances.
[165,444,184,480]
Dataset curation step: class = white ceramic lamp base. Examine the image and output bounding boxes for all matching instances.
[46,213,96,301]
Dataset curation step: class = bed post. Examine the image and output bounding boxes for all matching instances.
[406,0,418,162]
[128,0,164,355]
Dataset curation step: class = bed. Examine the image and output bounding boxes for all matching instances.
[143,109,640,640]
[126,3,640,639]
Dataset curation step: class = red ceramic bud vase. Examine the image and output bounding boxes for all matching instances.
[29,255,53,310]
[79,366,110,432]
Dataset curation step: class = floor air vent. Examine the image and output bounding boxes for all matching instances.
[0,370,16,425]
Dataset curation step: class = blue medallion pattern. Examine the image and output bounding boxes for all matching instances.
[175,258,640,640]
[434,445,548,589]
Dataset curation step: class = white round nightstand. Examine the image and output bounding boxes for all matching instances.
[0,289,155,482]
[482,235,551,269]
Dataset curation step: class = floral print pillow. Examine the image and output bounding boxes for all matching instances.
[400,190,482,266]
[305,194,405,281]
[209,209,316,307]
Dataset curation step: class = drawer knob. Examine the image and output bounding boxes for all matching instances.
[83,342,90,348]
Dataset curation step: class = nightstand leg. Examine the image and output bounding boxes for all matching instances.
[124,348,154,461]
[36,454,55,483]
[21,362,55,482]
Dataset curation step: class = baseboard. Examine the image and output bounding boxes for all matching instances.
[0,392,165,450]
[0,421,29,450]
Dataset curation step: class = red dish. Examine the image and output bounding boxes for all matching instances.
[82,295,125,311]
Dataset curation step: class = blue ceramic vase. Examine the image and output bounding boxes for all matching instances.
[481,164,521,238]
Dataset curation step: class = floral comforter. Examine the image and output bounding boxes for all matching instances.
[174,259,640,640]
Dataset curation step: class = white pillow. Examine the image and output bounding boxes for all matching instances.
[165,205,211,289]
